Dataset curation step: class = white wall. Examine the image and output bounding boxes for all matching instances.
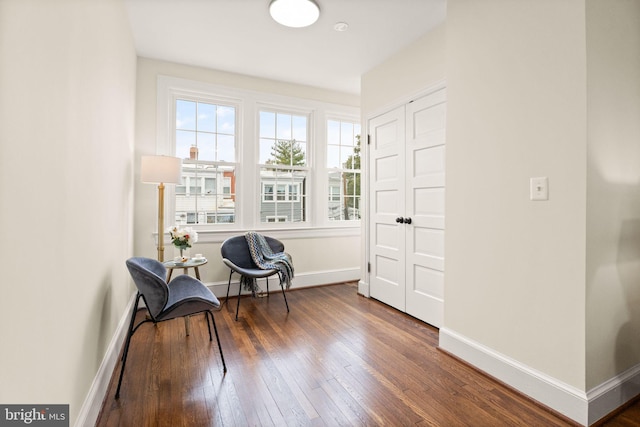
[0,0,136,424]
[444,0,588,390]
[134,58,361,289]
[361,24,446,115]
[585,0,640,390]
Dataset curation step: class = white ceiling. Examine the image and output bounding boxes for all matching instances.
[124,0,446,94]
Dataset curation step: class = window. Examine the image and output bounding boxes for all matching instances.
[263,183,274,202]
[204,177,215,194]
[222,177,231,198]
[327,119,361,221]
[329,185,341,202]
[159,76,361,238]
[174,99,236,225]
[262,182,301,202]
[258,110,309,224]
[288,184,300,201]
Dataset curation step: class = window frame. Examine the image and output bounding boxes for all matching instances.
[326,117,362,222]
[256,104,312,228]
[156,76,361,243]
[161,88,241,231]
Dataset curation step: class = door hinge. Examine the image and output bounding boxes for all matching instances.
[367,262,371,273]
[367,134,371,145]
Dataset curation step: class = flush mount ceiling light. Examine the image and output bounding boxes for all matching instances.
[269,0,320,28]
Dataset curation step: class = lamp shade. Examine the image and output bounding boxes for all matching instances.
[269,0,320,28]
[141,155,182,184]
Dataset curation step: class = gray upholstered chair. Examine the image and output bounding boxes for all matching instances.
[115,257,226,399]
[220,235,290,320]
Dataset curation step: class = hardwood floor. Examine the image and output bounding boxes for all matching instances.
[97,283,639,426]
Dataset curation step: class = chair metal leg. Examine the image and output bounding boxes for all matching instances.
[235,276,243,320]
[184,316,191,336]
[120,293,146,363]
[115,293,142,399]
[281,283,290,313]
[224,270,233,307]
[120,292,141,362]
[208,310,227,372]
[205,311,213,341]
[266,276,269,297]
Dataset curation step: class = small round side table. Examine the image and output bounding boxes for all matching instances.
[162,258,208,282]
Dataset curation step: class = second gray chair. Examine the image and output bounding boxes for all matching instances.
[220,235,290,320]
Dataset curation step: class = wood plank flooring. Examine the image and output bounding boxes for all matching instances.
[97,283,639,426]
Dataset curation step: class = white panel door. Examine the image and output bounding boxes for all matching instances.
[368,106,406,311]
[368,87,446,328]
[405,89,446,327]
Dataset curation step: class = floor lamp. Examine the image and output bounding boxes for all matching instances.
[141,155,182,262]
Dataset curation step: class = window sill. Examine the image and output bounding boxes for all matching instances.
[157,225,361,244]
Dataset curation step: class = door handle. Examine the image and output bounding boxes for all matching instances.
[396,217,404,223]
[403,217,412,224]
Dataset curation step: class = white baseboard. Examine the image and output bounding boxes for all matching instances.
[439,327,640,426]
[357,279,369,296]
[587,362,640,425]
[206,268,361,298]
[75,293,136,427]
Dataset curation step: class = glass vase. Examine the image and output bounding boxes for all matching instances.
[177,246,189,260]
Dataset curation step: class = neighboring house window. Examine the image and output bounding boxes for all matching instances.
[327,119,361,220]
[288,183,300,201]
[258,110,309,224]
[222,177,232,198]
[174,99,236,225]
[329,185,341,202]
[263,183,274,202]
[262,181,301,202]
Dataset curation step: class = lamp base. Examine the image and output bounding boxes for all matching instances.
[157,182,166,262]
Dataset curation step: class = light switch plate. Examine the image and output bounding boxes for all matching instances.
[530,177,549,201]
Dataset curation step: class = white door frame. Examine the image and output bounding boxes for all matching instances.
[360,80,447,298]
